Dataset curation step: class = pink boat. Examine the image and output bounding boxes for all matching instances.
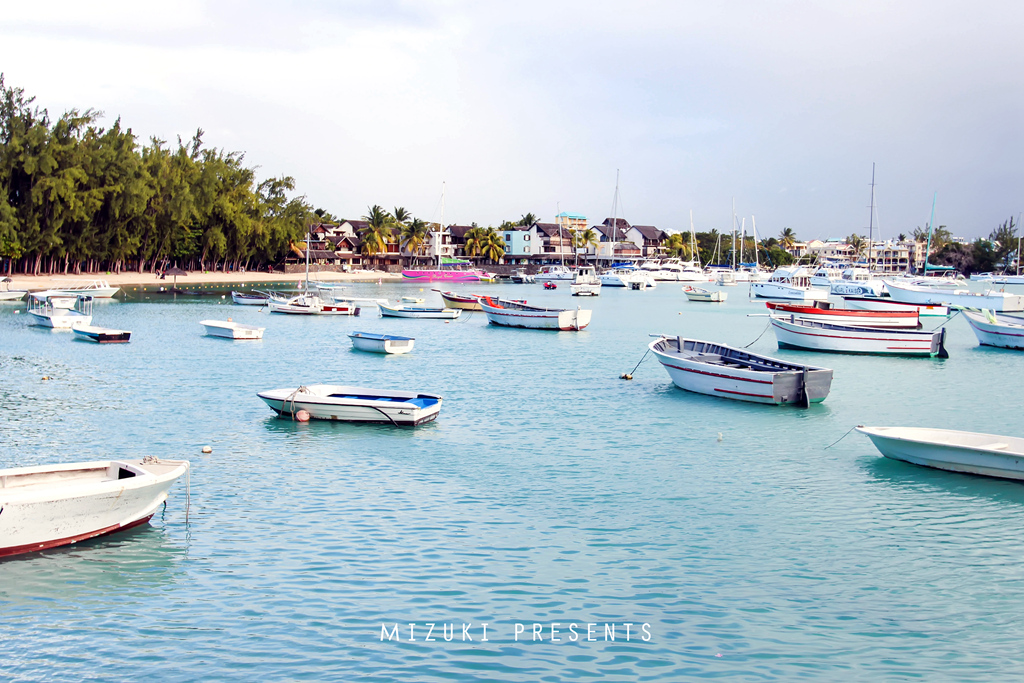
[402,269,492,282]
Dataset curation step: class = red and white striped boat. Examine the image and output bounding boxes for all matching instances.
[842,296,949,317]
[770,315,948,357]
[765,301,919,328]
[479,296,591,331]
[648,335,833,405]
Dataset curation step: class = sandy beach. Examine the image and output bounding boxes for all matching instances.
[4,269,404,292]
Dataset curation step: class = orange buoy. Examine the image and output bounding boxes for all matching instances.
[296,409,310,422]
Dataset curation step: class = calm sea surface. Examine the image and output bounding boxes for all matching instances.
[2,280,1024,681]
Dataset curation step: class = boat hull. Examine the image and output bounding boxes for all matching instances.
[257,385,441,426]
[683,287,726,302]
[884,280,1024,312]
[402,270,487,282]
[28,311,92,329]
[201,320,265,339]
[770,316,946,356]
[479,298,591,330]
[765,302,918,328]
[231,291,269,305]
[72,326,131,343]
[0,459,189,558]
[649,337,832,405]
[857,426,1024,480]
[378,304,460,319]
[349,333,415,354]
[751,282,829,301]
[842,296,949,317]
[438,291,483,310]
[962,310,1024,350]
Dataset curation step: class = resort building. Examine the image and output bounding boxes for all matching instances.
[501,225,543,262]
[533,222,575,263]
[554,212,588,234]
[625,225,668,257]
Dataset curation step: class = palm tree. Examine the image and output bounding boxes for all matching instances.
[573,228,599,265]
[392,207,411,226]
[779,227,796,250]
[663,233,688,259]
[359,205,394,258]
[400,218,430,265]
[847,234,864,260]
[518,212,538,227]
[480,228,506,263]
[897,233,907,242]
[463,227,487,258]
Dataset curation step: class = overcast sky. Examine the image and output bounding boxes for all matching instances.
[2,1,1021,241]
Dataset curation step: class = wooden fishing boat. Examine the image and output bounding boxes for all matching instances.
[842,296,949,317]
[648,335,833,405]
[257,384,442,425]
[436,290,483,310]
[769,315,948,356]
[961,309,1024,350]
[478,296,591,330]
[765,301,919,328]
[348,331,415,354]
[200,320,266,339]
[857,426,1024,480]
[26,292,93,329]
[72,325,131,343]
[0,457,190,558]
[683,286,727,302]
[884,279,1024,312]
[378,302,461,319]
[231,290,269,305]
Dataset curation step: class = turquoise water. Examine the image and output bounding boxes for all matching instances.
[2,282,1024,681]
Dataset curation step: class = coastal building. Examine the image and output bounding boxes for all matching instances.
[421,224,455,265]
[592,218,642,263]
[501,225,543,263]
[533,222,575,263]
[863,240,910,272]
[555,212,588,234]
[625,225,668,257]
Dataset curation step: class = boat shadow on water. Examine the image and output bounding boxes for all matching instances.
[261,415,434,437]
[861,454,1024,505]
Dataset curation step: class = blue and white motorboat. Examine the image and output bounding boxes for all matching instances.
[257,384,442,426]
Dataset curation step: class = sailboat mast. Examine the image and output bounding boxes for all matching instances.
[924,193,937,274]
[557,202,564,267]
[739,218,745,267]
[304,225,310,292]
[610,169,620,267]
[752,215,759,270]
[690,209,700,267]
[731,199,736,270]
[867,162,876,270]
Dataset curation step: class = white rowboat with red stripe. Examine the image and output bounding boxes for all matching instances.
[648,336,833,405]
[770,315,948,357]
[765,301,919,328]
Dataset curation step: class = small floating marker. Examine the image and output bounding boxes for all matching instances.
[201,445,213,454]
[717,432,723,442]
[715,653,723,658]
[296,409,310,422]
[620,373,633,380]
[41,376,51,381]
[227,317,233,322]
[13,309,18,314]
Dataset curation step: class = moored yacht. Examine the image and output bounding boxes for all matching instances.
[751,267,828,301]
[829,267,885,297]
[26,291,94,328]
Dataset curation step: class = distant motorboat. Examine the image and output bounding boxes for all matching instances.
[0,457,190,558]
[436,290,483,310]
[961,309,1024,350]
[857,426,1024,480]
[990,274,1024,285]
[72,325,131,343]
[378,302,461,319]
[478,296,591,330]
[510,268,535,284]
[348,331,415,354]
[648,335,833,405]
[535,265,574,282]
[765,301,919,328]
[268,293,359,316]
[26,291,93,329]
[884,279,1024,312]
[543,282,557,290]
[841,296,950,317]
[257,384,442,426]
[714,270,737,287]
[829,267,885,297]
[682,286,727,302]
[0,277,27,301]
[231,291,269,305]
[751,267,828,301]
[402,269,491,282]
[570,266,602,296]
[50,279,121,298]
[809,265,844,288]
[201,319,266,339]
[769,315,948,357]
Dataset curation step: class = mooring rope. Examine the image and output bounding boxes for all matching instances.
[743,319,773,348]
[824,426,858,450]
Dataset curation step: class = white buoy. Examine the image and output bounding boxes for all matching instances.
[202,445,213,454]
[717,432,723,442]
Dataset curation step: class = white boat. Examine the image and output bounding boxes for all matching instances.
[841,296,949,317]
[479,296,591,330]
[765,301,919,328]
[682,286,727,302]
[809,265,844,288]
[535,265,574,283]
[378,302,461,319]
[269,293,359,315]
[0,457,190,558]
[714,270,737,287]
[655,259,707,282]
[961,309,1024,350]
[510,268,535,284]
[600,267,657,289]
[884,279,1024,312]
[971,272,995,282]
[0,277,27,301]
[829,267,885,297]
[201,319,266,339]
[50,279,121,298]
[769,315,948,356]
[734,265,769,283]
[72,325,131,343]
[991,274,1024,285]
[857,426,1024,480]
[231,290,269,305]
[751,266,828,301]
[648,335,833,405]
[26,291,93,328]
[570,266,602,296]
[257,384,442,425]
[348,331,415,354]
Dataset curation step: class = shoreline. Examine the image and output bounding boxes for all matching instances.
[3,270,405,292]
